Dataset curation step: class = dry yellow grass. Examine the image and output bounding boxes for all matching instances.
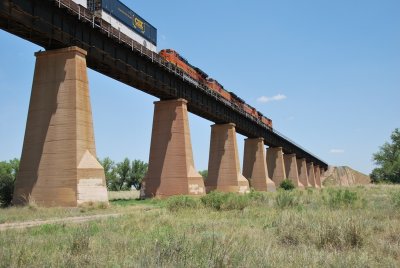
[0,185,399,267]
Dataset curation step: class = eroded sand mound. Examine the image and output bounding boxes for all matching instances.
[322,166,371,186]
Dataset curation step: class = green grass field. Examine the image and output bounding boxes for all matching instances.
[1,185,400,267]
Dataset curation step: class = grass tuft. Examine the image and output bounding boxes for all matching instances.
[166,196,200,212]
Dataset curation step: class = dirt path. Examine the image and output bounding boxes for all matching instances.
[0,213,122,231]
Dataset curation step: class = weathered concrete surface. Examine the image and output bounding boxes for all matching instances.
[206,124,250,193]
[307,162,317,188]
[266,147,286,187]
[314,165,322,188]
[142,99,205,198]
[284,154,304,189]
[13,47,108,207]
[297,158,311,187]
[243,138,276,192]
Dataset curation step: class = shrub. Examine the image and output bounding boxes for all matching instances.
[201,191,227,210]
[166,196,199,212]
[275,190,299,209]
[0,173,14,208]
[323,189,359,209]
[316,218,364,250]
[221,194,250,211]
[392,191,400,209]
[247,190,270,204]
[201,192,250,211]
[280,179,295,191]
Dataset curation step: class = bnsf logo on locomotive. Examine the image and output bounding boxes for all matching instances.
[134,17,145,32]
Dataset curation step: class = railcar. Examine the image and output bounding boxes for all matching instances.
[87,0,157,52]
[206,78,231,101]
[159,49,208,86]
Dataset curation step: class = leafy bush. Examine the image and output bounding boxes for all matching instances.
[0,159,19,208]
[323,189,360,209]
[221,194,250,211]
[0,173,15,208]
[201,191,227,210]
[166,196,199,212]
[280,179,295,191]
[200,192,250,211]
[275,190,299,209]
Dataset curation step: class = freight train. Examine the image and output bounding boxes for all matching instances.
[69,0,272,128]
[159,49,273,128]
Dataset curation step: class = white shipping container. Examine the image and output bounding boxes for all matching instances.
[99,11,157,52]
[71,0,87,8]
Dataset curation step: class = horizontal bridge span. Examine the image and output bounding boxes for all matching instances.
[0,0,328,169]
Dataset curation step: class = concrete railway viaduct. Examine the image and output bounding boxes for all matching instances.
[0,0,328,206]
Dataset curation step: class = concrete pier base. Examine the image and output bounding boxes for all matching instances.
[297,158,311,187]
[142,99,205,198]
[307,162,317,188]
[314,165,322,188]
[206,124,250,194]
[13,47,108,207]
[243,138,276,192]
[266,147,286,187]
[284,154,304,189]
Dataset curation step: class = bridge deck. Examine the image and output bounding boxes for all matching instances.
[0,0,328,169]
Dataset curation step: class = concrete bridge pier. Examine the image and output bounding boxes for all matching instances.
[13,46,108,207]
[314,165,322,188]
[297,158,311,188]
[284,154,304,189]
[307,162,317,188]
[243,138,276,192]
[142,99,205,198]
[205,123,250,194]
[266,147,287,188]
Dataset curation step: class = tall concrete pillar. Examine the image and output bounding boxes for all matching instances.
[142,99,205,198]
[297,158,311,187]
[307,162,317,188]
[243,138,276,192]
[266,147,286,187]
[283,154,304,189]
[206,123,250,194]
[13,47,108,207]
[314,165,322,188]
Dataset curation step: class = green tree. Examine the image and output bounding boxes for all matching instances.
[99,157,118,191]
[371,128,400,184]
[99,157,148,191]
[199,170,208,180]
[129,160,148,190]
[115,158,131,191]
[0,158,19,207]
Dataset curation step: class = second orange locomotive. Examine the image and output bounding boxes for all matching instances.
[159,49,273,129]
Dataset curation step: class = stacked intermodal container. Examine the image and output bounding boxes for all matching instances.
[87,0,157,52]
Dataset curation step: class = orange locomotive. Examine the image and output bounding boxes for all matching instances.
[206,78,231,100]
[159,49,207,85]
[159,49,273,129]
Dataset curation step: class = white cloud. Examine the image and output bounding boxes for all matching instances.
[257,94,287,103]
[330,149,345,154]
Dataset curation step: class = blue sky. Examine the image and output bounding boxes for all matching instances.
[0,0,399,174]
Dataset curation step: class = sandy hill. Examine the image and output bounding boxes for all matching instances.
[321,166,371,186]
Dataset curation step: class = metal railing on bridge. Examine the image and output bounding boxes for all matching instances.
[55,0,326,165]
